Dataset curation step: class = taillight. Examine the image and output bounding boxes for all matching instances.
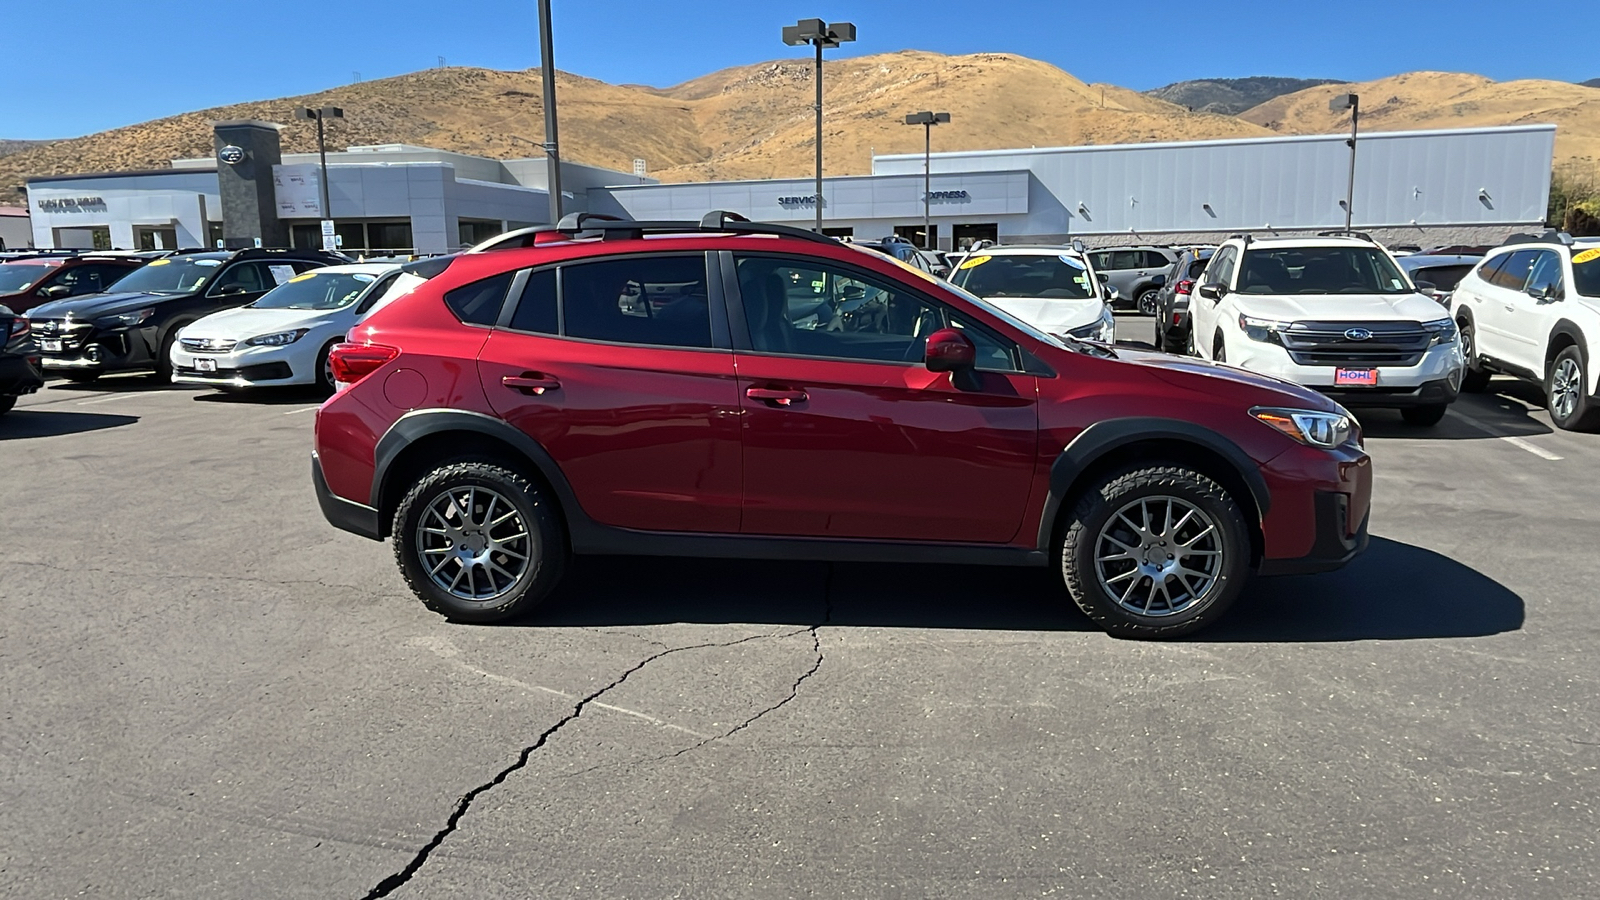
[328,342,398,388]
[1175,280,1194,295]
[7,317,28,339]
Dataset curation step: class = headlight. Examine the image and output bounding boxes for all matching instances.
[1069,307,1116,343]
[94,308,154,329]
[1421,317,1457,346]
[244,328,310,347]
[1251,406,1357,449]
[1239,314,1291,343]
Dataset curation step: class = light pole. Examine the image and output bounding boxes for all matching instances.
[903,111,950,249]
[296,106,344,242]
[537,0,563,224]
[1329,93,1360,232]
[782,18,855,234]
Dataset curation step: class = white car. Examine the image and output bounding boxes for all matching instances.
[947,246,1116,342]
[1187,234,1464,426]
[1449,233,1600,431]
[170,263,405,390]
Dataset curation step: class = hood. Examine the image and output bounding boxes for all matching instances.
[180,305,349,340]
[1115,347,1342,413]
[979,296,1103,332]
[27,290,165,321]
[1233,291,1446,322]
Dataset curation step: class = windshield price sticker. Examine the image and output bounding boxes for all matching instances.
[148,259,170,266]
[289,272,318,283]
[1573,248,1600,265]
[959,255,991,270]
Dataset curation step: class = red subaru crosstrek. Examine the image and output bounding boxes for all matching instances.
[312,213,1371,638]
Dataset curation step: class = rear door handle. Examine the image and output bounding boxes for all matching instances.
[746,387,807,406]
[503,373,561,395]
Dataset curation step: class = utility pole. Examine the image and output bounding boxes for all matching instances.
[783,18,856,233]
[904,111,950,250]
[1330,93,1360,232]
[538,0,563,223]
[296,106,344,249]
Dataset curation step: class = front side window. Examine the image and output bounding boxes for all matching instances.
[107,256,224,293]
[1201,248,1235,286]
[1236,246,1410,295]
[208,262,269,296]
[951,254,1095,300]
[735,255,945,364]
[252,271,381,310]
[1524,251,1564,298]
[561,255,711,349]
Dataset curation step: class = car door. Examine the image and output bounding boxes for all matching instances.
[1473,249,1538,362]
[1501,250,1566,375]
[203,261,275,314]
[476,253,743,533]
[727,251,1038,544]
[1191,246,1236,356]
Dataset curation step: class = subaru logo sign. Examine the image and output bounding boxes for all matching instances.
[1344,328,1373,341]
[218,145,246,165]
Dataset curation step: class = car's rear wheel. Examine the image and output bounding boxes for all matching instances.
[1547,345,1600,432]
[1137,288,1160,316]
[1401,404,1448,427]
[393,461,567,622]
[1060,465,1251,639]
[1459,319,1491,393]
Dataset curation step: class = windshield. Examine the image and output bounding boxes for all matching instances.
[0,263,56,293]
[109,256,222,293]
[1237,246,1412,295]
[935,279,1071,352]
[252,271,376,310]
[952,254,1095,300]
[1574,246,1600,299]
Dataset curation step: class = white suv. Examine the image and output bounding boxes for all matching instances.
[948,245,1117,343]
[1188,234,1464,426]
[1449,232,1600,431]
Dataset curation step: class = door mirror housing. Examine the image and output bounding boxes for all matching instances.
[215,284,250,296]
[924,328,976,373]
[1532,284,1564,303]
[1095,272,1109,284]
[40,284,71,298]
[1198,283,1225,301]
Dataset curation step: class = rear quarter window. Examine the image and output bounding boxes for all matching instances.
[444,272,515,325]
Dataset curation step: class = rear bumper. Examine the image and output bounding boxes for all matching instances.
[0,353,44,396]
[1258,490,1370,576]
[313,453,382,540]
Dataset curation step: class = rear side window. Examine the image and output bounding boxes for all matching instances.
[1144,250,1172,268]
[444,271,514,325]
[561,255,711,348]
[509,268,558,334]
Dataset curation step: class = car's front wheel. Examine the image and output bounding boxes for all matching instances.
[393,461,567,622]
[1060,465,1251,639]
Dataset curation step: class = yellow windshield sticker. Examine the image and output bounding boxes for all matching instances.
[288,272,318,282]
[959,255,991,270]
[1573,247,1600,265]
[148,258,170,266]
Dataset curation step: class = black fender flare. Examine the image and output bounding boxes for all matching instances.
[1035,417,1271,551]
[370,408,587,526]
[1547,319,1588,373]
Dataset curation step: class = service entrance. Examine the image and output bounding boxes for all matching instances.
[952,223,998,251]
[134,225,178,250]
[893,223,938,250]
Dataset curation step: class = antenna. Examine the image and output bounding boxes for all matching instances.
[437,56,446,68]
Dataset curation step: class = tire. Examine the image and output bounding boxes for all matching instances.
[1458,319,1491,393]
[1184,329,1196,357]
[1546,345,1600,432]
[1060,465,1251,639]
[315,340,339,393]
[1137,289,1160,316]
[152,329,179,384]
[62,371,100,384]
[0,396,14,417]
[393,460,567,623]
[1401,404,1448,427]
[1213,333,1227,363]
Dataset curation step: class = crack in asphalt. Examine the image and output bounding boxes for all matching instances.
[358,628,806,899]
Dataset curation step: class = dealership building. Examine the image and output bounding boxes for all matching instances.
[23,122,1555,254]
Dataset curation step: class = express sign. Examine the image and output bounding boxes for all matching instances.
[36,196,108,212]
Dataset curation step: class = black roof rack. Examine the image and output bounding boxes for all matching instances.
[471,210,838,253]
[1500,229,1575,248]
[1316,230,1375,241]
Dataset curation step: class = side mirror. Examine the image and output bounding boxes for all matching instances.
[1532,285,1563,303]
[1198,283,1225,301]
[924,328,975,373]
[1151,274,1167,287]
[216,284,249,296]
[1095,272,1109,284]
[41,284,71,298]
[1108,286,1121,302]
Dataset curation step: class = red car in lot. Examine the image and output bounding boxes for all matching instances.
[313,213,1371,638]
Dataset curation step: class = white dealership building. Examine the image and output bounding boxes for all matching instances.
[24,124,1556,254]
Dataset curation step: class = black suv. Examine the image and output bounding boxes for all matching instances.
[28,247,342,383]
[0,304,43,416]
[0,251,157,316]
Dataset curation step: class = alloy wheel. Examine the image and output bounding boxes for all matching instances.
[416,486,534,603]
[1093,496,1222,617]
[1551,356,1582,421]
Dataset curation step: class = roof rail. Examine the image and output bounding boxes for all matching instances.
[473,209,838,250]
[1316,230,1375,242]
[1500,229,1574,247]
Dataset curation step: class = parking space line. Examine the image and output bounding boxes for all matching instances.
[283,405,323,416]
[1446,409,1564,461]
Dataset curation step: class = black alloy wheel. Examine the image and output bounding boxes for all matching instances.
[1137,289,1161,316]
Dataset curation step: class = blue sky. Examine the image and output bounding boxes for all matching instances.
[2,0,1595,140]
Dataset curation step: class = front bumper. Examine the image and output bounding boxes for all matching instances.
[1258,491,1371,576]
[1227,339,1463,407]
[1256,441,1372,573]
[36,324,155,373]
[171,340,319,388]
[313,453,382,540]
[0,352,44,396]
[1321,376,1459,409]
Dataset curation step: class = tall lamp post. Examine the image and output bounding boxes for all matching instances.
[903,111,950,249]
[1329,92,1360,232]
[782,17,856,234]
[537,0,563,224]
[296,106,344,248]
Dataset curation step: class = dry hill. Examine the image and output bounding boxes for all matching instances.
[1240,72,1600,177]
[0,51,1268,195]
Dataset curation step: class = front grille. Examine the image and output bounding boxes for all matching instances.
[180,337,238,354]
[1279,321,1430,368]
[29,318,93,354]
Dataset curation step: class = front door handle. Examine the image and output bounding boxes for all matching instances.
[503,373,561,395]
[746,387,807,406]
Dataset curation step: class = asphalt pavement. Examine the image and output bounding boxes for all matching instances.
[2,327,1595,898]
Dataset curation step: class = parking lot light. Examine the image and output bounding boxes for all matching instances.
[295,106,344,243]
[1329,93,1360,232]
[783,18,856,234]
[904,111,951,250]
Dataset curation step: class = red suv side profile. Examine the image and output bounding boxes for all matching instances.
[312,213,1371,638]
